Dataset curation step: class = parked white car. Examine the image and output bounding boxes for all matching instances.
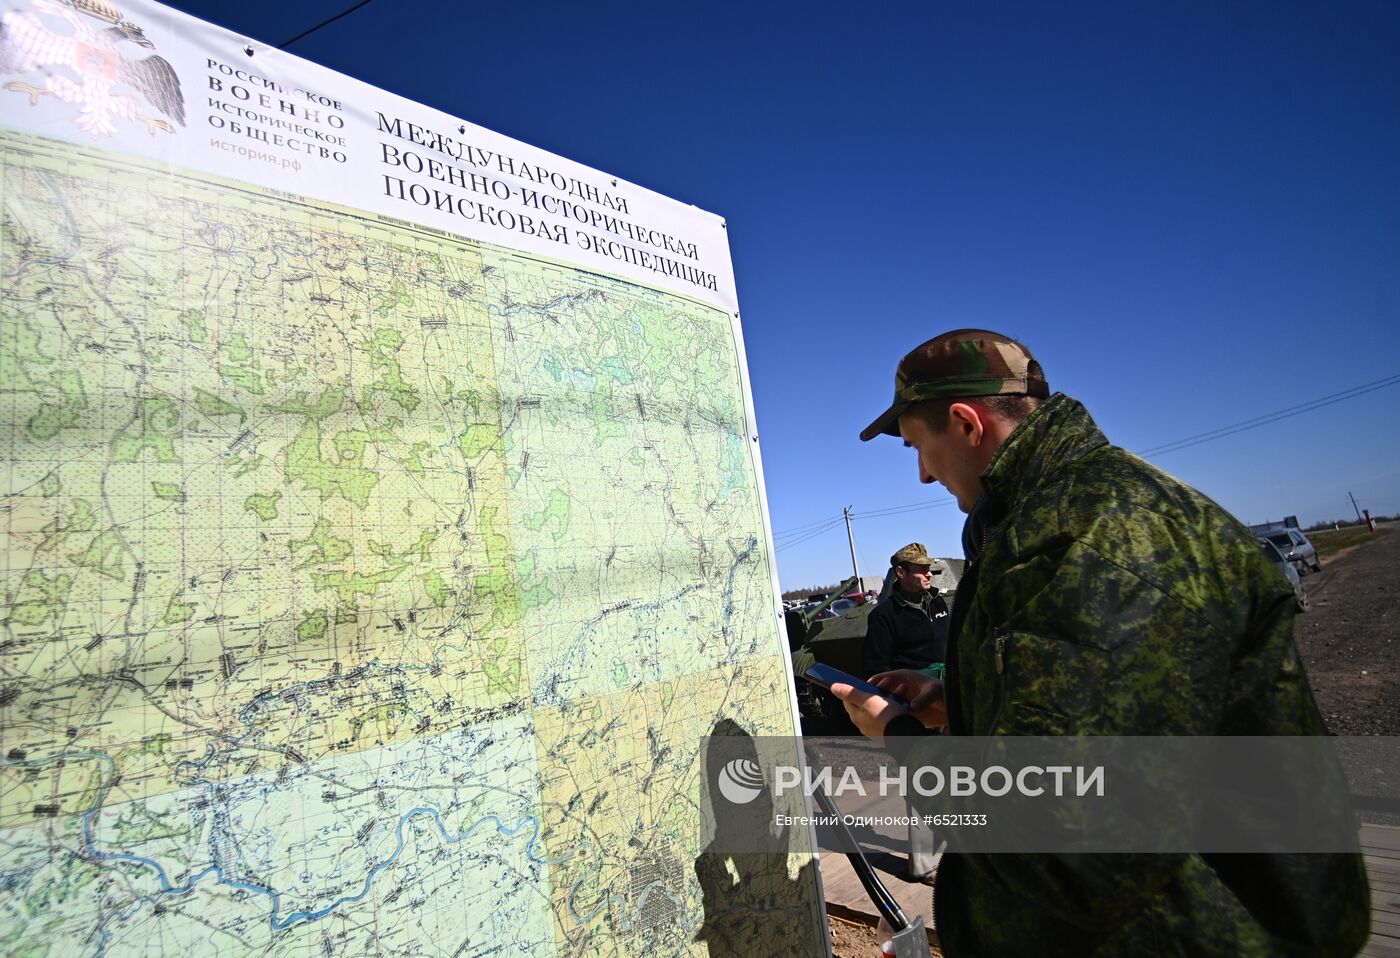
[1257,537,1309,612]
[1261,529,1322,575]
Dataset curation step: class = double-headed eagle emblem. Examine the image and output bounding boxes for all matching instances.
[1,0,184,136]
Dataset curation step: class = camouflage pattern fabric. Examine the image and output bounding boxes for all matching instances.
[887,393,1370,957]
[890,541,933,566]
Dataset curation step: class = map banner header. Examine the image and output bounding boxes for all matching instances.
[0,0,739,311]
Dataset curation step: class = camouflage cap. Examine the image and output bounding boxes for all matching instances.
[859,328,1049,441]
[890,542,932,567]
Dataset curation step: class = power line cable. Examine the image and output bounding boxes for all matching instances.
[774,499,957,556]
[775,518,843,546]
[1141,373,1400,457]
[772,513,844,539]
[775,521,844,552]
[278,0,375,48]
[776,496,954,540]
[773,522,842,546]
[850,497,934,516]
[774,527,841,550]
[775,373,1399,547]
[774,530,833,552]
[774,496,956,540]
[850,498,958,520]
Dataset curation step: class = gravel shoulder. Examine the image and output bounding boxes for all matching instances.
[1291,525,1399,736]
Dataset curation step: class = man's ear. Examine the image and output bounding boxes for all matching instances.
[946,401,985,447]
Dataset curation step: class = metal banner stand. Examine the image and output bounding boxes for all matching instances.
[812,784,928,957]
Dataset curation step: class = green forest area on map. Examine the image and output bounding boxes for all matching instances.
[0,130,822,956]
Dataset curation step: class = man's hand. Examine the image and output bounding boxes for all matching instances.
[871,669,948,729]
[830,681,907,740]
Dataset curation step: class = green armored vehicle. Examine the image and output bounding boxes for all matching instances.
[785,558,964,733]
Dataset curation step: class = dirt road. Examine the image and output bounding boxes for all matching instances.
[1293,525,1399,735]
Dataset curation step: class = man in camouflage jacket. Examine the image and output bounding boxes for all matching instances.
[836,329,1370,956]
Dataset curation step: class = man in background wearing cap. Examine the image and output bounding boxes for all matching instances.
[834,329,1369,955]
[861,541,949,884]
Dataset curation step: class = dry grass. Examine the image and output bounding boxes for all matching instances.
[1306,524,1390,561]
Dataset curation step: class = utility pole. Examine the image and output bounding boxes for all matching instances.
[843,506,860,588]
[1349,492,1363,523]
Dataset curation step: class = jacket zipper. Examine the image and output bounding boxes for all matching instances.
[987,632,1008,734]
[946,527,990,736]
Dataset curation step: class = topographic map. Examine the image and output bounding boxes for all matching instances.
[0,130,822,956]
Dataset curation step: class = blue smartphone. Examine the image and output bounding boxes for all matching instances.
[800,662,908,707]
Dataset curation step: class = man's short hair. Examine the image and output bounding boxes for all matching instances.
[907,394,1043,433]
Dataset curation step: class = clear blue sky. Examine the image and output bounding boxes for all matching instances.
[165,0,1400,591]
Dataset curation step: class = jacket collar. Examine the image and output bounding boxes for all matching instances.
[961,493,990,562]
[891,587,932,611]
[978,392,1108,519]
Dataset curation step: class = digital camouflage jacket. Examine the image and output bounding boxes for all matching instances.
[887,393,1370,957]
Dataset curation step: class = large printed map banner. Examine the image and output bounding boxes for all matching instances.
[0,1,821,954]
